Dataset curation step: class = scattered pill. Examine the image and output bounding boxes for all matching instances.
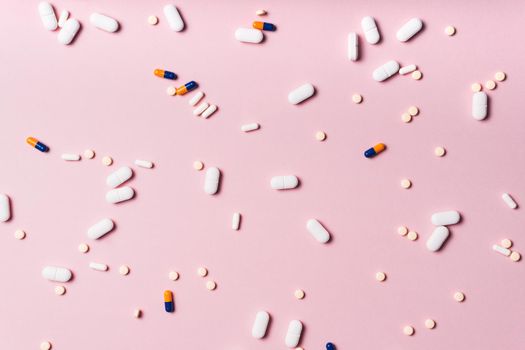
[285,320,303,348]
[401,113,412,123]
[399,64,417,75]
[87,218,114,239]
[168,271,179,281]
[235,27,264,43]
[493,244,511,256]
[294,289,305,299]
[396,17,423,42]
[253,21,276,31]
[425,319,436,329]
[232,212,241,230]
[494,71,506,82]
[315,131,326,141]
[361,16,380,44]
[445,25,456,36]
[408,106,419,116]
[163,4,184,32]
[431,211,460,226]
[58,19,80,45]
[38,2,57,30]
[510,251,521,262]
[107,166,133,188]
[204,167,221,195]
[364,143,386,158]
[407,231,418,241]
[501,239,513,249]
[164,290,174,312]
[206,280,217,290]
[40,341,52,350]
[102,156,113,166]
[255,9,267,16]
[252,311,270,339]
[42,266,72,282]
[119,265,130,275]
[426,226,450,252]
[471,83,482,92]
[197,267,208,277]
[373,60,400,82]
[78,243,89,253]
[502,193,518,209]
[155,69,176,80]
[58,10,69,28]
[90,13,119,33]
[375,272,386,282]
[352,94,362,103]
[347,32,358,61]
[326,342,336,350]
[288,83,315,104]
[241,123,260,132]
[189,91,205,106]
[485,80,496,90]
[472,91,488,120]
[89,262,108,271]
[398,226,408,236]
[14,229,26,240]
[271,175,299,190]
[306,219,331,243]
[400,179,412,189]
[83,149,95,159]
[412,70,422,80]
[135,159,153,168]
[176,81,198,95]
[434,147,446,157]
[61,153,80,161]
[133,309,142,318]
[0,194,10,222]
[148,15,158,25]
[202,104,218,119]
[403,325,414,336]
[106,187,135,204]
[27,137,49,152]
[193,161,204,170]
[54,285,66,295]
[167,86,176,95]
[454,291,465,302]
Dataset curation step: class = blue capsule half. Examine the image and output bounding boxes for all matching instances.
[326,342,336,350]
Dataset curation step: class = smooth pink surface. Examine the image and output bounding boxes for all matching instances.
[1,1,524,349]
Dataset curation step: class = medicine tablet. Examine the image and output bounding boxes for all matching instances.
[294,289,305,299]
[426,226,450,252]
[375,272,386,282]
[54,285,66,295]
[494,71,506,82]
[454,291,465,302]
[83,149,95,159]
[133,309,142,318]
[193,102,210,116]
[434,147,446,157]
[106,186,135,204]
[87,218,115,239]
[401,113,412,123]
[400,179,412,189]
[148,15,158,25]
[58,10,69,28]
[235,28,264,43]
[14,229,25,240]
[256,9,267,16]
[204,167,221,195]
[398,226,408,236]
[202,104,218,119]
[102,156,113,166]
[61,153,80,161]
[241,123,260,132]
[78,243,89,253]
[57,19,80,45]
[306,219,331,243]
[119,265,130,275]
[399,64,417,75]
[425,319,436,329]
[285,320,303,348]
[42,266,72,282]
[502,193,518,209]
[348,32,358,61]
[167,86,176,96]
[431,211,460,226]
[472,91,488,120]
[40,341,52,350]
[90,13,119,33]
[471,83,482,92]
[396,18,423,42]
[493,244,511,256]
[408,106,419,116]
[206,280,217,290]
[403,325,414,336]
[38,2,57,31]
[352,94,363,103]
[315,131,326,141]
[232,212,241,230]
[197,267,208,277]
[89,262,108,271]
[106,166,133,188]
[193,161,204,170]
[361,16,380,44]
[135,159,153,168]
[252,311,270,339]
[271,175,299,190]
[288,83,315,104]
[485,80,496,90]
[412,70,422,80]
[168,271,179,281]
[501,239,512,249]
[373,60,400,82]
[189,91,205,106]
[407,231,418,241]
[444,25,456,36]
[510,251,521,262]
[163,4,184,31]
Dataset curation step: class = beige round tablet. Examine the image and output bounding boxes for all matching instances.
[434,146,446,157]
[193,161,204,171]
[485,80,496,90]
[166,86,176,96]
[255,9,267,16]
[352,94,363,104]
[403,325,415,336]
[401,179,412,189]
[294,289,305,299]
[133,309,142,318]
[401,113,412,123]
[408,106,419,116]
[197,267,208,277]
[454,291,465,302]
[54,285,66,296]
[444,25,456,36]
[168,271,179,281]
[510,251,521,262]
[494,71,506,82]
[119,265,130,276]
[501,238,513,249]
[14,229,26,240]
[471,83,482,92]
[78,243,89,253]
[398,226,408,236]
[412,70,422,80]
[407,231,418,241]
[148,15,158,25]
[83,149,95,159]
[40,341,52,350]
[425,319,436,329]
[315,131,326,141]
[375,272,386,282]
[102,156,113,166]
[206,280,217,290]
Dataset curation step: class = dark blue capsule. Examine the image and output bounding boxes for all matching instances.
[326,342,336,350]
[36,142,49,152]
[164,301,174,312]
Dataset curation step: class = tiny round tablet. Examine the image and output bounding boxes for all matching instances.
[352,94,363,104]
[14,229,26,240]
[168,271,179,281]
[167,86,176,96]
[255,9,267,16]
[494,71,506,82]
[148,15,158,25]
[408,106,419,116]
[375,272,386,282]
[54,285,66,295]
[102,156,113,166]
[407,231,418,241]
[197,267,208,277]
[454,291,465,302]
[315,131,326,141]
[501,239,513,249]
[401,179,412,189]
[425,319,436,329]
[40,341,52,350]
[193,161,204,171]
[412,70,422,80]
[78,243,89,253]
[510,251,521,262]
[434,147,446,157]
[398,226,408,236]
[403,325,414,336]
[471,83,482,92]
[444,25,456,36]
[485,80,496,90]
[133,309,142,318]
[206,280,217,290]
[119,265,130,276]
[401,113,412,123]
[83,149,95,159]
[294,289,305,299]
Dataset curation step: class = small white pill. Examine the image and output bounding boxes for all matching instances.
[501,239,513,249]
[400,179,412,189]
[412,70,423,80]
[426,226,450,252]
[454,291,465,302]
[167,86,176,96]
[197,267,208,277]
[0,194,11,222]
[148,15,158,25]
[78,243,89,253]
[398,226,408,236]
[83,149,95,159]
[399,64,417,75]
[352,94,363,104]
[285,320,303,348]
[396,18,423,42]
[401,113,412,123]
[106,166,133,188]
[271,175,299,190]
[202,104,218,119]
[58,10,69,28]
[57,19,80,45]
[168,271,179,280]
[193,161,204,170]
[444,25,456,36]
[235,28,264,43]
[90,13,119,33]
[361,16,380,44]
[348,32,358,61]
[485,80,496,90]
[134,159,153,168]
[373,60,400,82]
[403,325,415,336]
[407,231,418,241]
[472,91,488,121]
[425,319,436,329]
[42,266,72,282]
[106,187,135,204]
[471,83,482,92]
[188,91,205,106]
[193,102,209,116]
[493,244,511,256]
[40,341,52,350]
[306,219,331,243]
[204,167,220,195]
[315,131,326,141]
[252,311,270,339]
[495,71,506,82]
[14,229,26,240]
[206,280,217,290]
[255,9,267,16]
[87,218,115,240]
[38,2,57,31]
[502,193,518,209]
[102,156,113,166]
[232,212,241,230]
[288,83,315,104]
[294,289,305,299]
[434,147,446,157]
[89,262,108,271]
[510,251,521,262]
[375,272,386,282]
[431,211,460,226]
[163,4,184,32]
[241,123,260,132]
[54,285,66,295]
[133,309,142,318]
[119,265,130,275]
[61,153,80,161]
[408,106,419,116]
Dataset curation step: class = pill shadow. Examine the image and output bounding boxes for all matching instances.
[263,316,274,338]
[177,7,187,32]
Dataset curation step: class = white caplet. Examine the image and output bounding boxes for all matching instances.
[106,166,133,188]
[431,211,461,226]
[87,218,115,239]
[89,262,108,271]
[426,226,450,252]
[106,187,135,203]
[204,167,221,195]
[271,176,299,190]
[61,153,80,161]
[502,193,518,209]
[252,311,270,339]
[0,194,11,222]
[42,266,72,282]
[285,320,303,348]
[232,212,241,230]
[306,219,331,243]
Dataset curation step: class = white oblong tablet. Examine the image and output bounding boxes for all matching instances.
[189,91,205,106]
[232,212,241,230]
[288,83,315,105]
[426,226,450,252]
[42,266,72,282]
[87,218,115,239]
[399,64,417,75]
[58,10,69,28]
[0,194,11,222]
[431,210,460,226]
[472,92,488,120]
[163,4,184,32]
[270,175,299,190]
[241,123,260,132]
[193,102,209,116]
[90,13,119,33]
[348,32,358,61]
[106,166,133,188]
[493,244,511,256]
[361,16,380,44]
[58,19,80,45]
[61,153,80,161]
[134,159,153,168]
[396,18,423,42]
[251,311,270,339]
[306,219,330,243]
[89,262,108,271]
[38,2,58,31]
[373,60,400,82]
[204,167,220,195]
[106,186,135,203]
[502,193,518,209]
[285,320,303,348]
[202,105,218,119]
[235,28,263,43]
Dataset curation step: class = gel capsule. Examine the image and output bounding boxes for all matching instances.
[26,137,49,152]
[164,290,174,312]
[154,69,176,80]
[252,21,276,31]
[364,143,386,158]
[176,81,198,95]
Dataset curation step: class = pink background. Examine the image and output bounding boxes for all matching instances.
[1,0,524,349]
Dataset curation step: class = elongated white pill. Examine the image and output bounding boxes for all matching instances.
[252,311,270,339]
[106,186,135,203]
[306,219,331,243]
[396,18,423,42]
[90,13,119,32]
[42,266,72,282]
[235,28,263,43]
[288,83,315,104]
[426,226,450,252]
[241,123,260,132]
[38,2,57,31]
[0,194,11,222]
[61,153,80,161]
[472,92,488,120]
[348,32,358,61]
[399,64,417,75]
[361,16,380,44]
[134,160,153,168]
[271,176,299,190]
[502,193,518,209]
[58,19,80,45]
[87,218,114,239]
[232,212,241,230]
[189,91,204,106]
[493,244,511,256]
[373,60,400,81]
[163,4,184,32]
[58,10,69,28]
[431,211,460,226]
[89,262,108,271]
[285,320,303,348]
[204,167,220,195]
[193,102,209,116]
[106,166,133,188]
[202,105,218,119]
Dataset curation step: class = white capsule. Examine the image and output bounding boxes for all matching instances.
[89,262,108,271]
[493,244,511,256]
[399,64,417,75]
[202,105,218,119]
[373,60,400,82]
[61,153,80,161]
[361,16,380,44]
[232,212,241,230]
[241,123,260,132]
[396,18,423,42]
[288,83,315,104]
[58,18,80,45]
[163,4,185,32]
[87,218,115,240]
[502,193,518,209]
[134,159,153,169]
[252,311,270,339]
[347,32,358,61]
[106,166,133,188]
[235,28,264,43]
[106,186,135,204]
[38,2,57,31]
[285,320,303,348]
[431,210,461,226]
[306,219,331,243]
[189,91,205,106]
[193,102,209,116]
[58,10,69,28]
[0,194,11,222]
[42,266,72,282]
[270,176,299,190]
[90,13,119,33]
[472,92,488,121]
[426,226,450,252]
[204,167,221,195]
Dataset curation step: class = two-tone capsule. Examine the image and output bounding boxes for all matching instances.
[176,81,198,95]
[164,290,174,312]
[154,69,177,80]
[364,143,386,158]
[26,137,49,152]
[252,21,276,31]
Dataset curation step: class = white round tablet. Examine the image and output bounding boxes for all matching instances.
[407,231,418,241]
[401,113,412,123]
[425,319,436,329]
[494,71,506,82]
[352,94,363,104]
[375,272,386,282]
[168,271,179,281]
[193,161,204,171]
[197,267,208,277]
[501,238,512,249]
[398,226,408,236]
[206,280,217,290]
[54,285,66,295]
[454,291,465,302]
[40,341,52,350]
[119,265,130,275]
[78,243,89,253]
[444,25,456,36]
[148,15,158,25]
[315,131,326,141]
[294,289,305,299]
[14,229,26,240]
[485,80,496,90]
[412,70,422,80]
[408,106,419,116]
[401,179,412,189]
[102,156,113,166]
[434,147,446,157]
[403,325,414,336]
[471,83,482,92]
[510,251,521,262]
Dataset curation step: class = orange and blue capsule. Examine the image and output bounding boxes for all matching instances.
[252,21,276,31]
[154,69,177,80]
[176,81,198,95]
[164,290,174,312]
[26,137,49,152]
[364,143,386,158]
